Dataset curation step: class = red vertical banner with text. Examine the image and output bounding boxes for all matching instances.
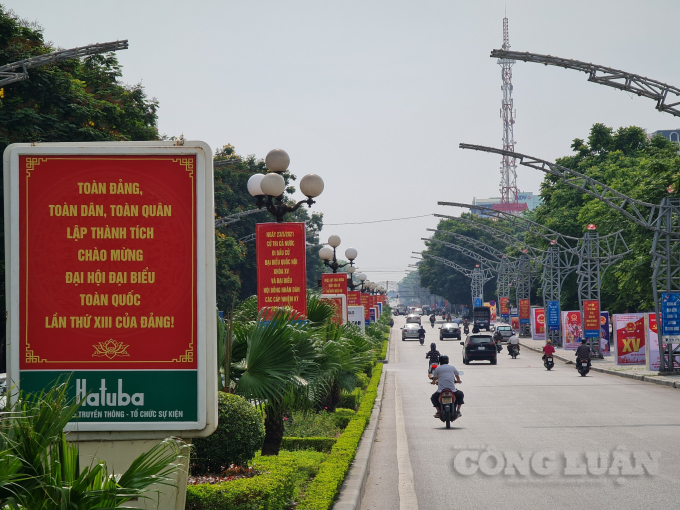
[348,291,361,307]
[500,297,510,316]
[519,299,530,324]
[583,300,600,337]
[321,273,348,296]
[256,223,307,317]
[360,293,371,321]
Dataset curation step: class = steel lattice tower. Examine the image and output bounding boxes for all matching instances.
[495,17,527,214]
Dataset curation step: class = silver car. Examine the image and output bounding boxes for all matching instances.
[401,323,422,341]
[406,314,422,325]
[495,324,514,342]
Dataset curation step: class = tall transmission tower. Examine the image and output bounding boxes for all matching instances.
[495,16,527,214]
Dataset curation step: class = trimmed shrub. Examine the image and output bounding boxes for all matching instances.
[284,411,340,438]
[355,373,369,390]
[332,408,356,430]
[191,393,265,474]
[186,455,296,510]
[298,362,383,510]
[281,437,337,453]
[338,388,361,411]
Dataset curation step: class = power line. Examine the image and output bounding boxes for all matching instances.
[324,214,433,226]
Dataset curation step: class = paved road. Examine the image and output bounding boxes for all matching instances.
[361,315,680,510]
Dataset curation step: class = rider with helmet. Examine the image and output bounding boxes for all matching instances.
[542,339,556,360]
[430,355,464,418]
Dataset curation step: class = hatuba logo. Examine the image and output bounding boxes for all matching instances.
[625,322,637,333]
[537,313,545,324]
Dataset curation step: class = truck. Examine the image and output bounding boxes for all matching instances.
[473,306,491,331]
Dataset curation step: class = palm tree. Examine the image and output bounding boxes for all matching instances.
[0,381,187,509]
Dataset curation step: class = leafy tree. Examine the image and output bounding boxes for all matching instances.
[534,123,680,313]
[0,7,160,371]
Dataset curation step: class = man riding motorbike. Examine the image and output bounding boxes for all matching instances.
[542,339,556,360]
[430,355,464,418]
[507,333,520,355]
[575,338,591,368]
[430,314,436,327]
[493,330,503,352]
[418,324,426,344]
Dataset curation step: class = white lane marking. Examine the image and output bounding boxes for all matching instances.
[395,377,419,510]
[394,326,399,363]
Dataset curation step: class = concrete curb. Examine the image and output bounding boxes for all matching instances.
[519,341,680,389]
[333,331,390,510]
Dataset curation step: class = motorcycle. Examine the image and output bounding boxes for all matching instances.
[509,344,519,359]
[544,355,554,370]
[419,332,425,345]
[463,325,470,335]
[428,363,438,380]
[437,389,459,429]
[430,319,436,328]
[577,358,590,376]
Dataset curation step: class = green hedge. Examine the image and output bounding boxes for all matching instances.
[280,437,337,453]
[297,362,383,510]
[332,408,356,429]
[186,455,296,510]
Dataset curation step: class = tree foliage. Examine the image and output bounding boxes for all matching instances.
[534,123,680,312]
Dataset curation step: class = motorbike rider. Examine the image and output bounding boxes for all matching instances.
[447,313,452,322]
[507,333,520,355]
[418,324,426,342]
[493,329,503,351]
[430,355,464,418]
[472,324,480,334]
[542,339,556,360]
[575,338,591,368]
[430,313,436,326]
[425,342,441,376]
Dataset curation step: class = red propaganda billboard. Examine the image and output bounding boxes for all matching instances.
[320,295,346,325]
[583,300,600,337]
[519,299,531,324]
[500,297,510,316]
[360,293,371,321]
[256,222,307,317]
[6,143,218,435]
[348,291,361,307]
[321,273,347,296]
[532,308,546,340]
[614,314,646,365]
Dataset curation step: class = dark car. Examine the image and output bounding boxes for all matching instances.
[439,323,461,340]
[461,334,497,365]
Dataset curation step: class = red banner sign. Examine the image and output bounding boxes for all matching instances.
[519,299,530,322]
[256,222,307,317]
[348,291,361,307]
[615,314,646,365]
[19,155,197,371]
[583,300,600,333]
[360,293,371,320]
[321,273,347,296]
[500,297,510,315]
[320,296,344,325]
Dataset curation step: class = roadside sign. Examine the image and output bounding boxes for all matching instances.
[546,300,560,331]
[519,299,530,324]
[4,141,217,438]
[348,306,365,333]
[474,298,482,307]
[661,293,680,337]
[583,300,600,338]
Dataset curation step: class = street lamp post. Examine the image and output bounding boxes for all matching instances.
[319,235,358,273]
[247,149,324,223]
[347,266,360,290]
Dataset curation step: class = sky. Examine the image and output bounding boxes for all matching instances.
[7,0,680,291]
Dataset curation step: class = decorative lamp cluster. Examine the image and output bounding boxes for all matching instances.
[247,149,324,223]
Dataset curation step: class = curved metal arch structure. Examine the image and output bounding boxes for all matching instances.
[426,228,512,261]
[0,40,129,87]
[490,49,680,117]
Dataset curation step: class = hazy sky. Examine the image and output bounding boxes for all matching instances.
[8,0,679,288]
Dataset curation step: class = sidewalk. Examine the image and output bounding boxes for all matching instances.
[519,337,680,389]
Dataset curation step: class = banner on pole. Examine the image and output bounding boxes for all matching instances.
[321,273,348,296]
[562,311,582,350]
[546,301,560,331]
[500,297,510,317]
[646,313,660,371]
[256,222,307,317]
[600,312,611,356]
[583,300,600,338]
[348,291,361,307]
[531,308,546,340]
[360,293,371,325]
[519,299,530,324]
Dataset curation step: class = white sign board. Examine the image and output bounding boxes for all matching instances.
[348,306,365,333]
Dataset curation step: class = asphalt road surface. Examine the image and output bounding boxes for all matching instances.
[361,315,680,510]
